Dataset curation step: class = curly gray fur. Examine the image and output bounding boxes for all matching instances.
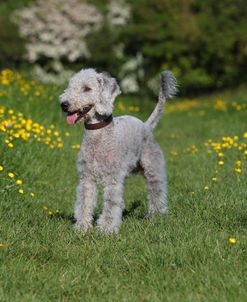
[60,68,177,234]
[146,71,177,130]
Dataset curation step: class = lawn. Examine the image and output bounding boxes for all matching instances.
[0,69,246,302]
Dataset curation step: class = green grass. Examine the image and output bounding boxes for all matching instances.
[0,74,247,302]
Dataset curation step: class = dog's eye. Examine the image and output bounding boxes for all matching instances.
[83,86,91,92]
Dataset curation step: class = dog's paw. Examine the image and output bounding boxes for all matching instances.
[148,206,168,217]
[96,217,120,234]
[96,224,119,235]
[74,221,92,233]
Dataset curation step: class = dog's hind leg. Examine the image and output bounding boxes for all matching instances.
[140,137,168,216]
[74,177,97,232]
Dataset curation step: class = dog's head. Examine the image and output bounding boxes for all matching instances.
[59,68,121,124]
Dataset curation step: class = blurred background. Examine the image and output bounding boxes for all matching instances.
[0,0,247,97]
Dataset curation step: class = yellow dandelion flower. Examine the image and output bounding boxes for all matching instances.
[48,211,53,216]
[218,161,224,166]
[54,131,59,136]
[65,132,70,137]
[170,150,178,156]
[228,237,237,244]
[234,168,241,173]
[16,179,22,185]
[214,99,227,111]
[218,152,224,157]
[204,186,209,190]
[117,101,126,111]
[2,79,10,85]
[212,177,217,182]
[30,192,35,197]
[235,160,241,166]
[244,150,247,156]
[18,189,24,194]
[72,144,80,149]
[243,132,247,138]
[8,172,15,178]
[0,165,4,171]
[8,143,14,148]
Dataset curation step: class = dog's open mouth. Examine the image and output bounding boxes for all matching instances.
[66,105,93,125]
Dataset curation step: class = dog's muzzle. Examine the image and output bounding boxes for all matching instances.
[61,103,93,125]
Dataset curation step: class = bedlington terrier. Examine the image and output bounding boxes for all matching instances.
[60,68,177,234]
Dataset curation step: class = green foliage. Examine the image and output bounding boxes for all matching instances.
[0,3,25,65]
[86,22,124,76]
[119,0,247,94]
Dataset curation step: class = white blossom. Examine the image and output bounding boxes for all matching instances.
[32,64,74,84]
[107,0,131,27]
[120,75,139,93]
[119,53,144,93]
[147,75,160,94]
[14,0,102,63]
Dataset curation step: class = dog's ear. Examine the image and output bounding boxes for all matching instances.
[96,72,121,115]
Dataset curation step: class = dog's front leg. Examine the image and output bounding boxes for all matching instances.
[97,182,124,234]
[74,177,97,232]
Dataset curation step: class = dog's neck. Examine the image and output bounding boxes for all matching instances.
[84,112,113,131]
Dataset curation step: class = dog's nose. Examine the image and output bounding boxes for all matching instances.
[61,101,69,112]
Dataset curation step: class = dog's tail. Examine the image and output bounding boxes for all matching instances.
[145,71,177,130]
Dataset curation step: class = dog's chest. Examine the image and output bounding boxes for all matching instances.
[78,135,119,179]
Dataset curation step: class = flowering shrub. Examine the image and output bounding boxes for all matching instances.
[14,0,102,82]
[12,0,136,86]
[15,0,102,62]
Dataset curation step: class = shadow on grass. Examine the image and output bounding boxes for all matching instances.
[236,213,247,228]
[48,199,146,224]
[123,200,146,219]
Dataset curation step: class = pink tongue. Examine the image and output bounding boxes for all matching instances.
[67,113,79,124]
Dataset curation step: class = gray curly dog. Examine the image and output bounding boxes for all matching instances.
[60,68,177,234]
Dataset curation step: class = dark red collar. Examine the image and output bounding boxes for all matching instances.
[84,115,113,130]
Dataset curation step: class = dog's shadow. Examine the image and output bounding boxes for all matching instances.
[123,200,146,219]
[54,200,146,224]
